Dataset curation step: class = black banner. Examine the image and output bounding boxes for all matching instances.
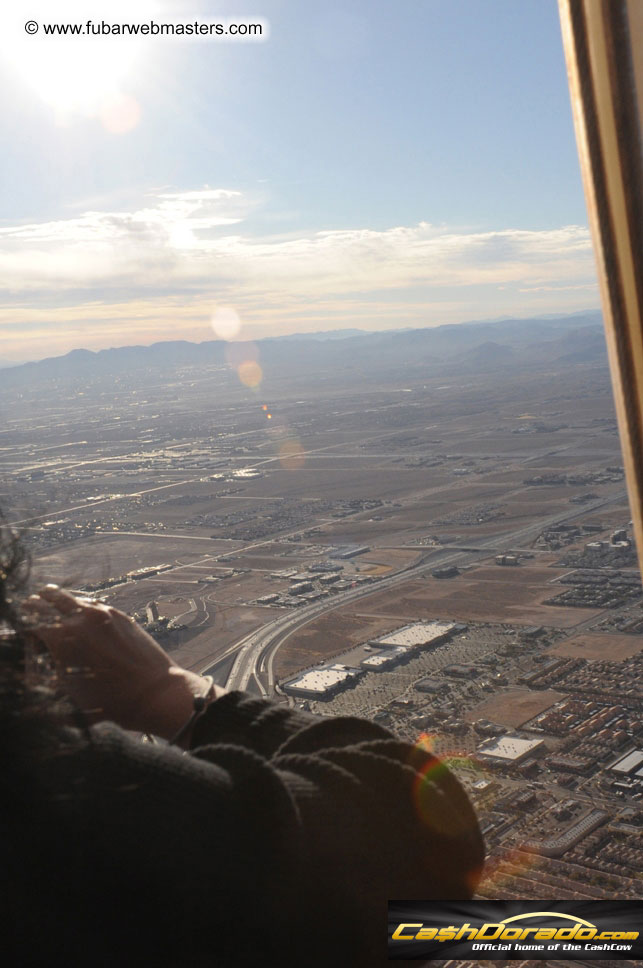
[388,900,643,960]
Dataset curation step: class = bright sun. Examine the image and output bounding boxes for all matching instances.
[4,0,159,125]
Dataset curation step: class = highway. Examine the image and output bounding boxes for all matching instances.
[201,490,627,697]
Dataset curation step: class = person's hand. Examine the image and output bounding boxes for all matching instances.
[23,585,225,741]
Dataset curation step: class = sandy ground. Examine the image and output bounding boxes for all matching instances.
[31,532,237,586]
[274,613,396,678]
[336,566,601,628]
[549,632,643,662]
[464,688,565,728]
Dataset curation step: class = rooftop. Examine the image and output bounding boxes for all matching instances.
[370,621,456,649]
[477,736,544,762]
[283,663,360,694]
[361,647,407,668]
[610,749,643,774]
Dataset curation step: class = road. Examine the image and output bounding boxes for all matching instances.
[209,491,627,697]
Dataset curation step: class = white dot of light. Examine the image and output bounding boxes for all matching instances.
[3,0,159,121]
[211,306,242,341]
[100,93,142,134]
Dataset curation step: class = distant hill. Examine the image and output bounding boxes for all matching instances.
[555,326,608,363]
[265,328,370,341]
[1,310,605,389]
[459,341,516,369]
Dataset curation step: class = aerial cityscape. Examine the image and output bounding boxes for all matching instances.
[3,2,642,962]
[2,310,641,917]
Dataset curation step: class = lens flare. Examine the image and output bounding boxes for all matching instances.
[415,732,437,753]
[412,757,463,836]
[224,341,262,388]
[238,361,262,388]
[211,306,242,341]
[410,740,482,838]
[410,734,536,894]
[279,439,305,470]
[99,92,141,134]
[261,404,268,411]
[478,845,539,895]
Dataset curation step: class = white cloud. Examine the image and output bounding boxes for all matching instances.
[0,187,599,357]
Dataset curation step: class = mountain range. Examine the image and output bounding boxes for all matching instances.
[1,310,606,389]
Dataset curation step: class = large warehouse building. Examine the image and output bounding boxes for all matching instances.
[477,735,545,765]
[282,663,363,700]
[369,620,458,651]
[282,621,462,699]
[360,646,407,671]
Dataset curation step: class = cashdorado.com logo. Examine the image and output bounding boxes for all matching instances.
[388,901,643,960]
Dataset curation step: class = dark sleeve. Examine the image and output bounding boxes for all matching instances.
[45,692,483,968]
[191,692,484,959]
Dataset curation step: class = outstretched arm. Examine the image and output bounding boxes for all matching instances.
[24,585,484,966]
[24,585,224,740]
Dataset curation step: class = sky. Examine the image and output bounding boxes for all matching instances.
[0,0,600,362]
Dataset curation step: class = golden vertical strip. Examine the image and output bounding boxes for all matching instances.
[558,0,643,576]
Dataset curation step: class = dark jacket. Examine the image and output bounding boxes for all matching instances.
[3,691,483,967]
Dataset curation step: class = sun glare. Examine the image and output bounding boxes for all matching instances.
[4,0,159,122]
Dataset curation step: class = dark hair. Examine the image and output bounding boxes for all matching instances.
[0,511,30,632]
[0,515,84,966]
[0,512,73,749]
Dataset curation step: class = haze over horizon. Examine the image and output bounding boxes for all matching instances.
[1,0,599,362]
[1,308,604,376]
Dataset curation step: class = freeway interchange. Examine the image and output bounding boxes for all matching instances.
[201,491,626,698]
